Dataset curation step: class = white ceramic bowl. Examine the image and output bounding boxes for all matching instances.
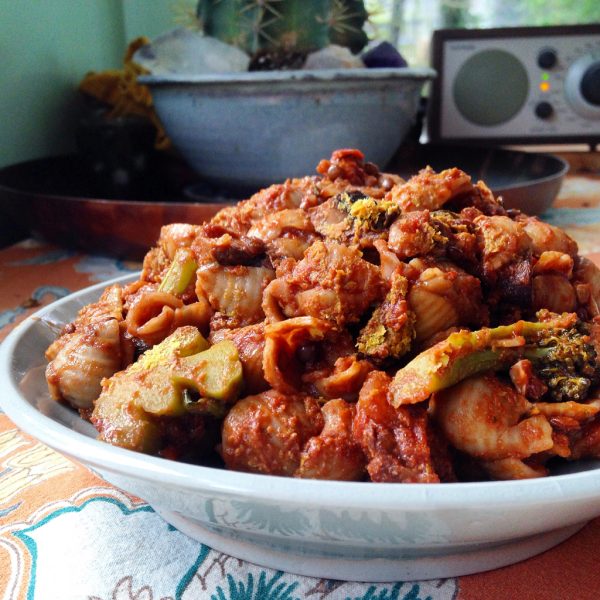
[139,68,435,191]
[2,275,600,582]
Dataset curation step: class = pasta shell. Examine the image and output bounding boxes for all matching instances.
[408,285,458,343]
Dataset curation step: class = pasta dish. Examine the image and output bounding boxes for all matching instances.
[44,149,600,483]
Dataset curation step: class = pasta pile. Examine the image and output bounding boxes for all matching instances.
[45,149,600,482]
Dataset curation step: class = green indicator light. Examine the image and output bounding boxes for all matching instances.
[541,72,550,81]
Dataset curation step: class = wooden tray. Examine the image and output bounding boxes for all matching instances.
[0,155,235,260]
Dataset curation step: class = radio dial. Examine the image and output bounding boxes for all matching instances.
[580,62,600,106]
[565,55,600,118]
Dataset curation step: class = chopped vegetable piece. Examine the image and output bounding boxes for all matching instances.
[390,313,579,406]
[125,327,208,416]
[172,340,243,407]
[92,327,245,453]
[138,325,209,367]
[91,394,162,454]
[158,247,198,296]
[182,388,228,419]
[91,327,210,454]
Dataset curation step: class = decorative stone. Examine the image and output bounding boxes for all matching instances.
[362,41,408,68]
[303,45,364,70]
[133,28,250,75]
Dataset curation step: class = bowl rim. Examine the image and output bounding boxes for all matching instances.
[493,152,569,194]
[430,146,571,194]
[138,66,437,86]
[2,273,600,513]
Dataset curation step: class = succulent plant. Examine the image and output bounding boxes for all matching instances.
[328,0,369,54]
[196,0,368,56]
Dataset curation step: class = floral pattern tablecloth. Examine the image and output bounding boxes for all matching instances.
[2,174,600,600]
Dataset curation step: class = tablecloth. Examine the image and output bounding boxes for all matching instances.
[2,174,600,600]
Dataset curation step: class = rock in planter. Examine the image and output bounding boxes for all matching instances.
[303,45,364,70]
[361,41,408,68]
[133,28,250,75]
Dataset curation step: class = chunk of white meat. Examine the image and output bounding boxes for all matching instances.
[46,318,122,410]
[474,215,530,274]
[532,274,577,313]
[221,390,323,476]
[296,399,366,481]
[387,166,473,212]
[574,256,600,317]
[45,284,124,410]
[262,240,384,327]
[521,216,578,257]
[480,457,547,480]
[431,374,554,461]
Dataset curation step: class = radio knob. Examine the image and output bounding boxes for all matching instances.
[565,55,600,118]
[538,49,557,69]
[535,101,554,119]
[580,62,600,106]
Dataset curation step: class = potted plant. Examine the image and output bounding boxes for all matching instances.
[134,0,435,191]
[196,0,369,63]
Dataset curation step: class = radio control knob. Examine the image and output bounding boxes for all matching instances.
[566,55,600,118]
[538,49,557,69]
[535,101,554,119]
[580,62,600,106]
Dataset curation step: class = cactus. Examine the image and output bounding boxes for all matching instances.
[328,0,369,54]
[196,0,263,53]
[196,0,368,56]
[261,1,331,52]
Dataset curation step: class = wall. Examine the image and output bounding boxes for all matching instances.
[0,0,175,168]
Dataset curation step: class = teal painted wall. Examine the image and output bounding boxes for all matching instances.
[0,1,176,168]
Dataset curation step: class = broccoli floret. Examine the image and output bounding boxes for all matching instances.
[357,273,416,364]
[524,322,600,402]
[389,312,599,407]
[336,191,399,231]
[357,307,416,363]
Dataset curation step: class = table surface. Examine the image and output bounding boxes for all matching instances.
[2,173,600,600]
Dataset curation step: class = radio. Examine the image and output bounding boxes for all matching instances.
[427,24,600,147]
